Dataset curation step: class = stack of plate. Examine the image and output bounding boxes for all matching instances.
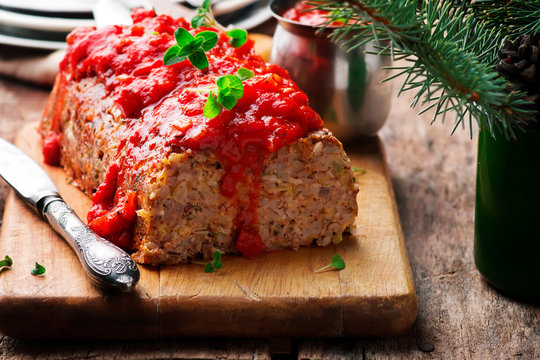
[0,0,271,50]
[0,0,139,49]
[196,0,272,30]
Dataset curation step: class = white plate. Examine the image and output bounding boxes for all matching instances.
[214,0,257,15]
[183,0,257,16]
[0,0,141,14]
[0,32,66,50]
[0,0,272,50]
[0,9,95,32]
[148,0,272,29]
[225,1,272,30]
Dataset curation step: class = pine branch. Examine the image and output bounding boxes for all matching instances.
[308,0,540,137]
[467,0,540,37]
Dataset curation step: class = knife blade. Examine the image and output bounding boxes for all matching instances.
[0,138,139,292]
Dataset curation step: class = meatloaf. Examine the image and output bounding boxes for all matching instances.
[40,9,359,265]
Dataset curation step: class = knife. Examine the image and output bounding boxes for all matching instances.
[0,138,140,292]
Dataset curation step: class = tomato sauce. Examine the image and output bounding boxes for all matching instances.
[42,132,61,166]
[86,163,137,249]
[52,9,322,257]
[282,1,344,26]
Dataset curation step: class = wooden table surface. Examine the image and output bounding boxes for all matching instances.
[0,49,539,359]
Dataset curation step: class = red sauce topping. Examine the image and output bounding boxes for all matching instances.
[282,1,344,26]
[42,132,61,166]
[87,163,137,249]
[54,9,322,257]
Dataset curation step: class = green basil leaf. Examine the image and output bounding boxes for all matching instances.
[180,36,204,57]
[330,254,346,270]
[227,29,247,48]
[204,263,214,273]
[0,255,13,270]
[213,251,222,269]
[225,75,244,99]
[204,92,222,118]
[163,45,181,65]
[0,256,12,275]
[31,262,46,276]
[216,75,243,104]
[174,27,194,48]
[191,15,205,29]
[188,49,209,70]
[220,94,237,110]
[216,88,225,103]
[196,31,218,51]
[237,67,254,81]
[216,75,230,93]
[202,0,212,10]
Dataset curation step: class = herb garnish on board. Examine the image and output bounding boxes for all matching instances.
[31,262,46,276]
[192,251,223,273]
[314,254,346,273]
[0,255,12,274]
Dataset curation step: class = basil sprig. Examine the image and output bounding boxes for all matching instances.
[163,0,253,118]
[204,68,254,118]
[163,28,218,69]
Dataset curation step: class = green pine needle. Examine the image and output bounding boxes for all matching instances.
[467,1,540,36]
[307,0,540,137]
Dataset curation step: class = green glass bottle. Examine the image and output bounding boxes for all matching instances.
[474,128,540,300]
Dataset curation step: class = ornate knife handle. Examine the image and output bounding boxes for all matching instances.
[41,196,140,292]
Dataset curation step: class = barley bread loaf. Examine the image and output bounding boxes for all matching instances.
[40,9,359,265]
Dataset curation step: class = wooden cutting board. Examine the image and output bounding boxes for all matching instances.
[0,123,416,339]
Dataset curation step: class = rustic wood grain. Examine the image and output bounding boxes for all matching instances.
[2,43,540,359]
[296,78,540,359]
[0,120,415,339]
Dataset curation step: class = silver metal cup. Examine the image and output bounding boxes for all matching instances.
[269,0,392,141]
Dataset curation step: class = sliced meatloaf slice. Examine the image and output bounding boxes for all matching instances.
[133,128,357,265]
